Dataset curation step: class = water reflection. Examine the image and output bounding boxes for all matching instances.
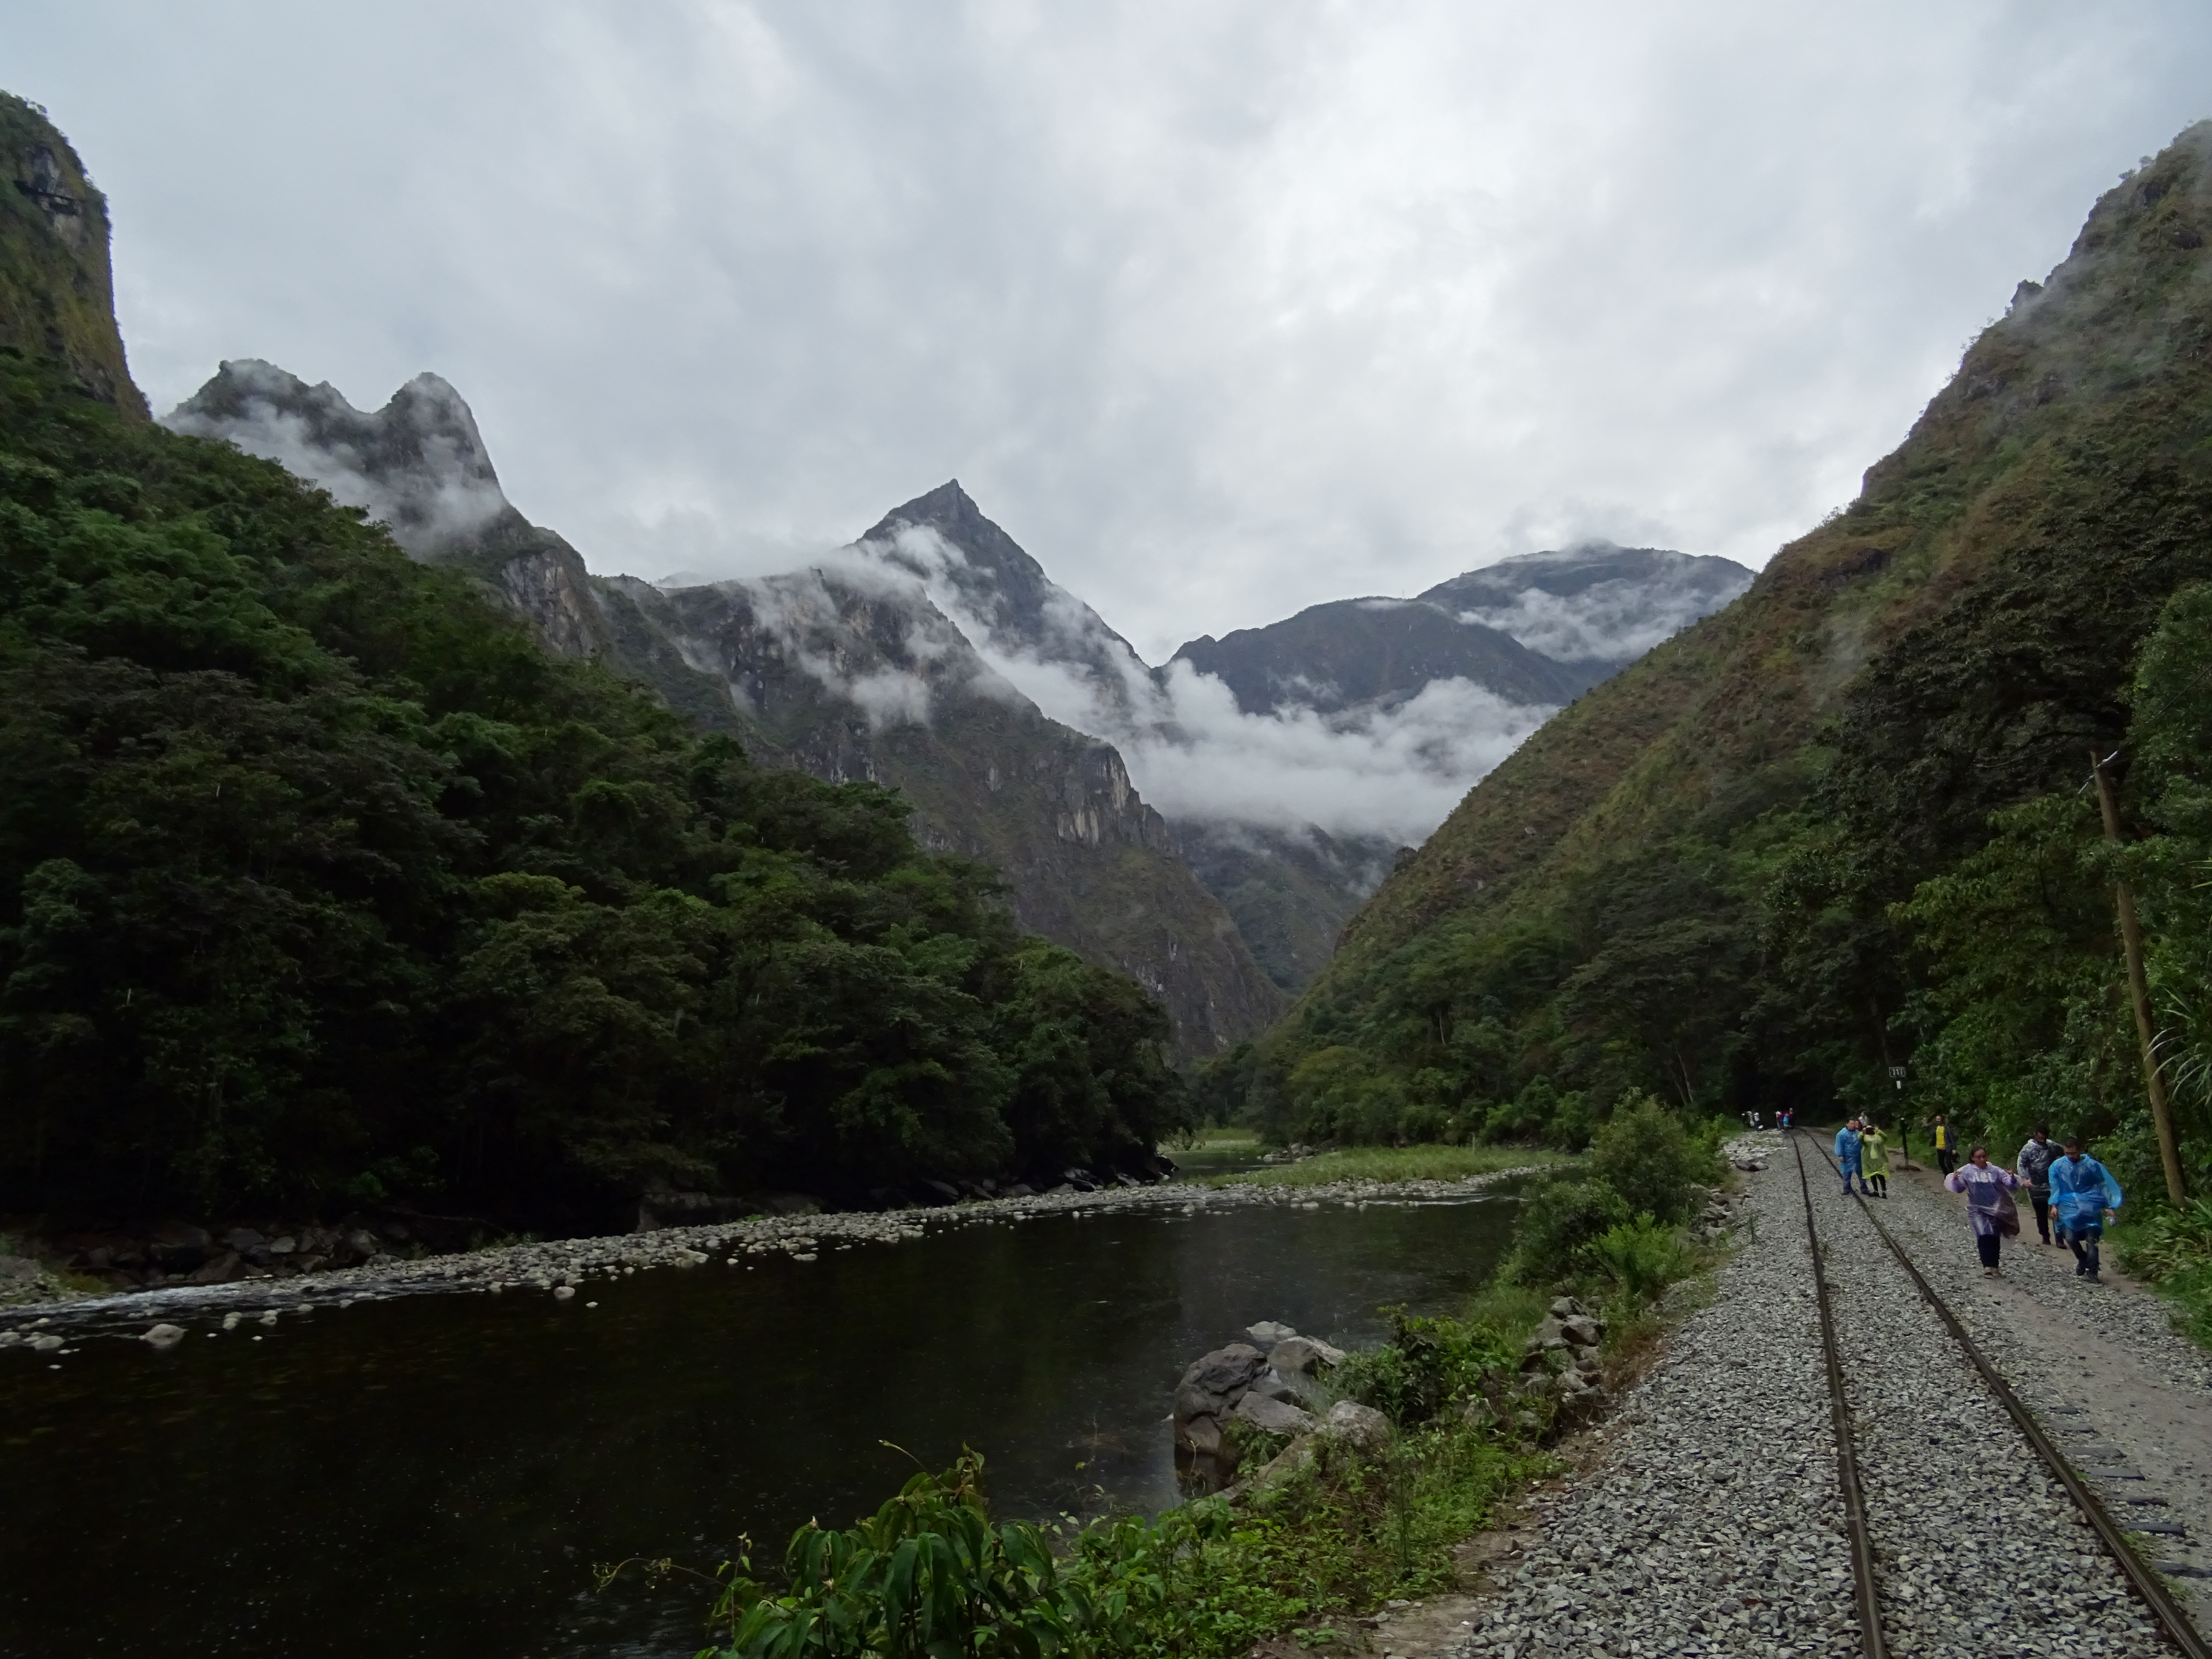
[0,1191,1517,1658]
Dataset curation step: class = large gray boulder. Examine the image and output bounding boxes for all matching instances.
[1268,1335,1345,1374]
[1174,1342,1266,1420]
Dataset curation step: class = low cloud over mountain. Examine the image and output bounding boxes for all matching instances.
[167,367,1751,995]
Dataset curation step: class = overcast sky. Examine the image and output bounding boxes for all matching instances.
[15,3,2212,660]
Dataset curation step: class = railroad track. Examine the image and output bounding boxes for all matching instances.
[1790,1132,2210,1659]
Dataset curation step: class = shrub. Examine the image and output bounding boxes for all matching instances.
[1587,1096,1714,1224]
[1504,1177,1631,1285]
[1332,1309,1515,1428]
[1584,1215,1694,1304]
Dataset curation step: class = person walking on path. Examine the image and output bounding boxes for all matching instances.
[1860,1122,1891,1197]
[1834,1119,1866,1196]
[2016,1126,2060,1246]
[1931,1115,1957,1175]
[1945,1146,2026,1275]
[2049,1138,2124,1282]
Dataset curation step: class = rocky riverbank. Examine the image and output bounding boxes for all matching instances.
[0,1165,1546,1342]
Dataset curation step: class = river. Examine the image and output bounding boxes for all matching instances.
[0,1182,1520,1657]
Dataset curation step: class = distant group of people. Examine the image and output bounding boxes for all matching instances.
[1830,1115,2123,1281]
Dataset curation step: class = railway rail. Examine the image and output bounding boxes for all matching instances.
[1790,1131,2211,1659]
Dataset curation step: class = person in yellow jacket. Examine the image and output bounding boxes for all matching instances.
[1859,1122,1891,1197]
[1929,1115,1956,1175]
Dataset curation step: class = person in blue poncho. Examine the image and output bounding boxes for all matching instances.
[2048,1136,2123,1283]
[1834,1119,1866,1196]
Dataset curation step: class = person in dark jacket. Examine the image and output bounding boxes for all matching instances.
[2015,1126,2059,1246]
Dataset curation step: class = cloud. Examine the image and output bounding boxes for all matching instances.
[833,527,1550,841]
[17,2,2212,664]
[1449,578,1741,665]
[1126,664,1553,844]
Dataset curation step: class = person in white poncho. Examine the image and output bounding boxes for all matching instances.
[1944,1145,2025,1276]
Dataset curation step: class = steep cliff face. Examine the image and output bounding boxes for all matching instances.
[0,94,144,419]
[163,370,1284,1056]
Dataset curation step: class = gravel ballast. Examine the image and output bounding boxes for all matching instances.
[1456,1135,2176,1658]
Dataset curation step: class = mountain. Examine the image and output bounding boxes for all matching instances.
[1418,543,1759,687]
[1170,596,1585,717]
[168,365,1284,1057]
[1249,121,2212,1149]
[1137,545,1752,990]
[0,94,1195,1228]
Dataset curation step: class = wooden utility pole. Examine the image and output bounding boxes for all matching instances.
[2091,750,2188,1206]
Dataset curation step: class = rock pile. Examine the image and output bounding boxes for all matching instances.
[1687,1184,1738,1244]
[1170,1319,1346,1487]
[1511,1295,1610,1425]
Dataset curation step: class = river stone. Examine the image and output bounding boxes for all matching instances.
[1180,1343,1266,1401]
[1246,1320,1300,1347]
[1246,1368,1304,1405]
[1234,1392,1318,1436]
[1322,1399,1390,1451]
[1268,1336,1343,1374]
[142,1323,186,1348]
[1525,1316,1570,1352]
[188,1251,243,1285]
[1180,1412,1224,1455]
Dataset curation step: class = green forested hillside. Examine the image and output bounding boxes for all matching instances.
[1246,122,2212,1199]
[0,103,1182,1229]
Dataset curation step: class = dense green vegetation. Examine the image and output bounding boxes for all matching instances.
[0,348,1185,1227]
[1217,125,2212,1226]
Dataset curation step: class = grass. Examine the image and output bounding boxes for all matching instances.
[1199,1144,1568,1189]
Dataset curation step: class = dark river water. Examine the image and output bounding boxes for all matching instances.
[0,1187,1519,1658]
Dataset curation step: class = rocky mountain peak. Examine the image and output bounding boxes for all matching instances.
[165,361,512,556]
[860,480,1155,726]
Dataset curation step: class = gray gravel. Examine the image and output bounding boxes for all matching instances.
[1853,1157,2212,1621]
[1456,1135,2176,1658]
[1810,1145,2165,1657]
[1459,1143,1862,1656]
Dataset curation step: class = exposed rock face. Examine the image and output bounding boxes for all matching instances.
[0,95,146,419]
[162,370,1283,1057]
